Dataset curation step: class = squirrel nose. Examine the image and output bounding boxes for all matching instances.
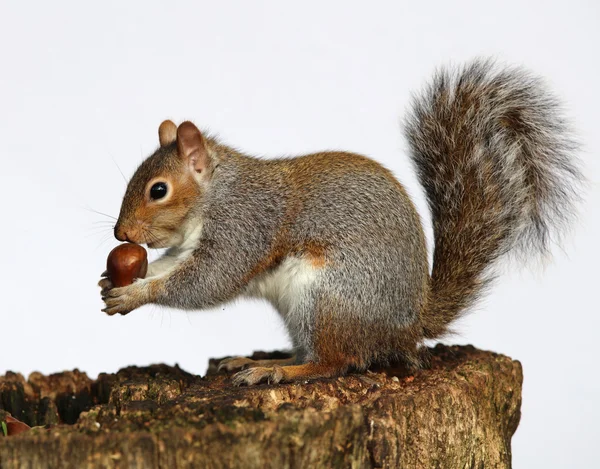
[114,226,131,242]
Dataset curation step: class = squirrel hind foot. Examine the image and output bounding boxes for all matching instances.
[231,362,347,386]
[217,355,297,373]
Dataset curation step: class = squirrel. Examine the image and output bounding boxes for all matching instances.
[99,59,581,386]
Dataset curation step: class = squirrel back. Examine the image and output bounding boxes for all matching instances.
[405,59,581,338]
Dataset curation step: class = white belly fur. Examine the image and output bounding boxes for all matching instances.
[245,256,319,317]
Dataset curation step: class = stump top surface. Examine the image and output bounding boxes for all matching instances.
[0,345,523,469]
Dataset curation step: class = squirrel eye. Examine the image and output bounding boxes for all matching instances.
[149,182,168,200]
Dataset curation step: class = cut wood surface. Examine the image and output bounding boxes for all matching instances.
[0,345,522,468]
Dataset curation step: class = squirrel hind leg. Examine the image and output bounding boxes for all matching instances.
[231,362,349,386]
[217,355,297,373]
[229,341,429,386]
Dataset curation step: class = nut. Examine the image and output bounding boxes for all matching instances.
[106,244,148,287]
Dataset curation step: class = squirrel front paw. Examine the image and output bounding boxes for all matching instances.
[100,279,150,316]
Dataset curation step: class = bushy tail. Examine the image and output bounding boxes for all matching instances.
[405,59,581,339]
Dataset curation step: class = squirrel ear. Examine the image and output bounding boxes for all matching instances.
[158,120,177,147]
[176,121,209,173]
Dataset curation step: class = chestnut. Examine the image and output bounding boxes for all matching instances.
[106,244,148,287]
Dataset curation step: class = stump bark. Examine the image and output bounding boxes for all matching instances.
[0,345,522,468]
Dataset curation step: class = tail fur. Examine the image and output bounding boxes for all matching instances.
[405,59,581,339]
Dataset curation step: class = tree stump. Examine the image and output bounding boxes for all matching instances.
[0,345,522,468]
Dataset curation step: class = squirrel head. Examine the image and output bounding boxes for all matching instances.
[114,120,214,248]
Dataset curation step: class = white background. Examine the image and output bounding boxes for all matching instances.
[1,1,598,466]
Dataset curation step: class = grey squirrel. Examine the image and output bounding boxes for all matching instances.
[99,59,580,385]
